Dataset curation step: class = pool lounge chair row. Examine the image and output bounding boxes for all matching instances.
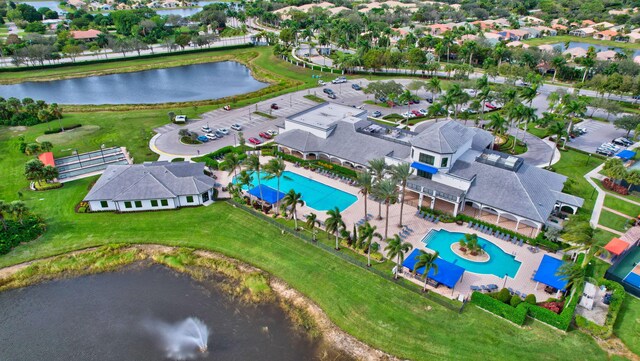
[470,284,499,292]
[467,222,527,247]
[507,288,529,299]
[398,225,414,239]
[313,168,357,186]
[414,211,439,224]
[355,214,374,226]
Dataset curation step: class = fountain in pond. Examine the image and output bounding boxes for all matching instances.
[144,317,209,360]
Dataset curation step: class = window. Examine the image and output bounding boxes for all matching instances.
[186,196,194,203]
[419,153,435,165]
[100,201,108,208]
[417,170,433,179]
[161,199,169,206]
[151,200,158,207]
[441,157,448,168]
[124,201,132,209]
[135,201,142,208]
[411,149,414,158]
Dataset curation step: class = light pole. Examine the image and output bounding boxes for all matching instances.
[100,144,105,164]
[502,274,508,289]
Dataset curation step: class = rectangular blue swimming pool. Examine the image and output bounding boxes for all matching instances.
[239,171,357,212]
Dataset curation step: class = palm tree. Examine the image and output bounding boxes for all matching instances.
[399,90,413,122]
[264,158,287,215]
[377,178,399,239]
[390,163,413,227]
[40,141,53,152]
[562,98,587,135]
[413,250,439,292]
[358,221,382,267]
[24,159,44,186]
[486,113,508,136]
[325,207,345,250]
[282,189,304,229]
[426,78,441,102]
[550,56,566,83]
[0,200,8,230]
[368,158,387,220]
[42,165,59,183]
[517,105,538,146]
[305,212,321,241]
[244,155,264,209]
[9,200,28,225]
[236,169,253,201]
[385,235,413,279]
[626,170,640,191]
[355,170,373,221]
[548,121,567,166]
[222,152,242,180]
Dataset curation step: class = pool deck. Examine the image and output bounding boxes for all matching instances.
[214,157,562,301]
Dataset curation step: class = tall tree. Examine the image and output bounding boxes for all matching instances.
[355,170,373,221]
[282,189,304,229]
[358,221,382,267]
[264,158,287,215]
[368,158,387,220]
[305,212,320,242]
[325,207,345,250]
[222,152,242,180]
[245,155,264,210]
[390,163,413,227]
[413,250,439,292]
[385,234,413,279]
[377,178,399,240]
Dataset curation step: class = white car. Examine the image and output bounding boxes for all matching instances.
[230,123,242,131]
[174,115,187,123]
[331,77,347,84]
[201,126,212,133]
[318,80,326,86]
[418,108,428,115]
[217,128,229,135]
[205,133,217,140]
[267,129,278,136]
[401,112,416,118]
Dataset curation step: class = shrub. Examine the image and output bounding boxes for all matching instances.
[471,292,527,325]
[524,294,537,305]
[510,295,523,307]
[0,215,46,255]
[576,279,626,338]
[34,182,62,191]
[43,124,81,135]
[496,288,512,303]
[171,158,185,162]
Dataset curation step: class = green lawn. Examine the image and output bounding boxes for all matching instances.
[614,295,640,356]
[523,35,640,51]
[551,149,604,216]
[604,196,640,218]
[593,228,619,246]
[598,210,632,233]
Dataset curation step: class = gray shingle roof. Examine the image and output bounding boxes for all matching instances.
[450,150,578,223]
[84,161,215,201]
[410,121,480,153]
[277,121,411,166]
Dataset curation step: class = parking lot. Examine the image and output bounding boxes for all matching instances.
[565,119,630,154]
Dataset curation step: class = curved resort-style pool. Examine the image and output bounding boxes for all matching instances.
[421,229,521,278]
[237,171,357,212]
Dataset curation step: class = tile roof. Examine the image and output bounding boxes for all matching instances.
[84,161,215,201]
[410,120,480,154]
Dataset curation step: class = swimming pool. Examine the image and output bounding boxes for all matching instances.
[238,171,357,212]
[422,229,521,278]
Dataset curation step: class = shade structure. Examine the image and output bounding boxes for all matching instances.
[616,150,636,160]
[402,249,465,288]
[38,152,55,167]
[248,185,286,204]
[605,238,631,256]
[532,255,568,290]
[410,162,438,174]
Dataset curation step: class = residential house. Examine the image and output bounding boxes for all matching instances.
[532,26,557,37]
[520,16,544,25]
[552,24,568,32]
[594,22,615,30]
[482,32,503,46]
[628,32,640,44]
[563,47,588,59]
[506,41,529,48]
[582,20,596,26]
[520,27,541,38]
[634,55,640,64]
[498,29,530,41]
[84,161,216,212]
[537,44,555,52]
[569,27,596,37]
[70,29,103,41]
[427,24,452,36]
[596,50,618,61]
[594,29,618,41]
[275,103,583,236]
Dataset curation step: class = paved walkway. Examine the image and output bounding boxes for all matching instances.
[596,224,624,236]
[602,206,633,219]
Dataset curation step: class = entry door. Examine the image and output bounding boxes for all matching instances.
[202,191,210,202]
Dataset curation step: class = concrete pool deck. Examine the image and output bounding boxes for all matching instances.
[214,156,563,301]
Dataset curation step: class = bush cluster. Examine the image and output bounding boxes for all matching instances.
[0,97,62,126]
[471,291,528,325]
[0,216,46,255]
[43,123,81,134]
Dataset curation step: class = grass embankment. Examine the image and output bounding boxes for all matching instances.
[614,295,640,356]
[523,35,640,51]
[0,123,609,361]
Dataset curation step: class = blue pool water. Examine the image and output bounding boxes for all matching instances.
[238,171,357,212]
[422,229,521,278]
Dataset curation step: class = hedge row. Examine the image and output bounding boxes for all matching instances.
[192,145,250,169]
[471,291,528,325]
[274,151,358,179]
[0,216,46,255]
[43,124,82,135]
[575,279,626,338]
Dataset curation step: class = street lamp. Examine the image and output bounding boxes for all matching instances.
[502,273,508,289]
[100,144,106,164]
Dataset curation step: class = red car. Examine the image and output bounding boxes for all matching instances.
[271,103,279,110]
[248,137,262,145]
[411,110,422,117]
[484,102,497,110]
[259,132,272,139]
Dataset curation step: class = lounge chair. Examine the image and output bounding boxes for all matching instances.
[470,285,481,291]
[518,239,524,247]
[415,211,421,217]
[488,284,498,290]
[508,287,515,294]
[467,222,472,228]
[434,217,440,224]
[505,235,511,242]
[515,291,522,297]
[481,285,489,292]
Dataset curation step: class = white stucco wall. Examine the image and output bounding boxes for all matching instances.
[284,120,331,139]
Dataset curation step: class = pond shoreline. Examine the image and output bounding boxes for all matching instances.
[0,244,398,361]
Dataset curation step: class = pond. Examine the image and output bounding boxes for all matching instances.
[0,61,268,104]
[0,264,347,361]
[17,1,64,13]
[550,41,640,57]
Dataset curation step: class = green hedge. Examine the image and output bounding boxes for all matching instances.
[43,124,82,135]
[523,282,582,331]
[471,292,528,325]
[575,279,626,338]
[192,145,249,169]
[273,151,358,179]
[0,216,46,255]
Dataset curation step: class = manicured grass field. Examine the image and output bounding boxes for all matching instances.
[598,210,632,233]
[523,35,640,51]
[614,295,640,356]
[551,149,604,215]
[604,196,640,218]
[593,228,619,246]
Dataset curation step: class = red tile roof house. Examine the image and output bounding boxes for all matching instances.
[70,29,103,41]
[427,24,452,36]
[594,29,618,41]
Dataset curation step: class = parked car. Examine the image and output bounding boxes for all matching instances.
[217,128,229,135]
[633,95,640,100]
[327,93,337,99]
[332,76,347,84]
[351,84,362,91]
[201,126,212,133]
[266,129,278,136]
[323,88,334,95]
[484,102,497,110]
[401,112,416,118]
[271,103,279,110]
[409,99,420,104]
[411,110,422,117]
[197,135,209,142]
[205,133,217,140]
[248,137,261,145]
[214,131,224,138]
[318,80,326,86]
[230,123,242,131]
[259,132,272,139]
[596,148,614,156]
[371,110,382,117]
[418,108,428,115]
[174,115,187,123]
[613,137,633,146]
[425,97,433,103]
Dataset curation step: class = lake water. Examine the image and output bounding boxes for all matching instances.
[551,41,640,57]
[0,264,348,361]
[0,61,268,104]
[18,1,64,13]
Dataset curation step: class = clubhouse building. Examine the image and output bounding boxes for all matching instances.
[276,103,583,236]
[83,161,216,212]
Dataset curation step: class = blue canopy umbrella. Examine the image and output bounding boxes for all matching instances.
[248,185,286,204]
